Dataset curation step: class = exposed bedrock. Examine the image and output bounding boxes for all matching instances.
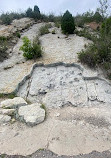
[16,63,111,108]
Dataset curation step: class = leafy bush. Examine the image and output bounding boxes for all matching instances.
[78,17,111,79]
[0,36,7,41]
[75,28,96,41]
[61,10,75,34]
[26,5,41,20]
[0,36,8,61]
[0,13,12,25]
[101,16,111,35]
[0,92,16,99]
[26,8,33,18]
[93,12,103,23]
[0,12,26,25]
[20,36,42,59]
[16,32,21,38]
[78,44,98,67]
[75,11,103,27]
[39,24,51,35]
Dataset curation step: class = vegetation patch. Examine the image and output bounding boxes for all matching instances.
[15,32,21,38]
[20,36,42,59]
[75,28,96,41]
[78,16,111,79]
[0,92,16,99]
[39,24,52,35]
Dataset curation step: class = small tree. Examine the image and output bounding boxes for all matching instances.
[20,36,42,59]
[93,11,103,23]
[1,13,12,25]
[26,8,33,18]
[34,5,40,14]
[33,5,41,20]
[61,10,75,34]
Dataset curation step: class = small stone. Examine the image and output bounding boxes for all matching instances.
[55,113,60,117]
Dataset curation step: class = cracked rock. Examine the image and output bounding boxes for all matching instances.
[18,103,45,126]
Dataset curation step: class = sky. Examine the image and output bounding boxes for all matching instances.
[0,0,110,15]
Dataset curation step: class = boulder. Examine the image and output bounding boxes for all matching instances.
[1,97,27,109]
[0,114,11,124]
[18,103,45,126]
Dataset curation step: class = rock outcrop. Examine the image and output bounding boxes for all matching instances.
[0,18,34,37]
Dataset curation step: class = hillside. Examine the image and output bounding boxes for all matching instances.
[0,17,111,158]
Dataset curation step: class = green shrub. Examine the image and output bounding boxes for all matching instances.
[39,24,50,35]
[0,38,7,54]
[78,44,98,67]
[16,32,21,38]
[61,10,75,34]
[103,62,111,70]
[75,28,96,41]
[101,17,111,35]
[26,8,33,18]
[26,5,41,20]
[20,36,42,59]
[0,13,12,25]
[0,12,26,25]
[0,36,7,41]
[78,17,111,78]
[0,92,16,99]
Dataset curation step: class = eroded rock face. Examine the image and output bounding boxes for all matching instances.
[18,103,45,126]
[0,18,34,37]
[1,97,27,109]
